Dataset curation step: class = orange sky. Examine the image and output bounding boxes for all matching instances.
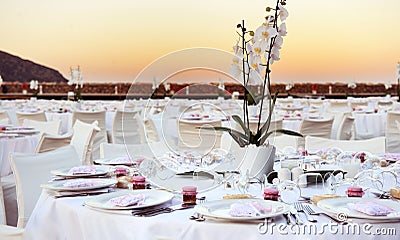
[0,0,399,84]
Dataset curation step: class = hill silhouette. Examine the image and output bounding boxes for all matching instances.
[0,50,67,83]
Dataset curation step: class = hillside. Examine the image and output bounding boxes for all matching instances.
[0,50,67,83]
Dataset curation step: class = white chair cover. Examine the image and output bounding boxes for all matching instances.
[385,111,400,153]
[135,115,160,144]
[297,117,334,149]
[0,111,9,124]
[337,116,354,140]
[0,182,5,224]
[305,136,386,154]
[111,110,141,144]
[269,134,299,152]
[0,174,17,226]
[9,145,80,227]
[322,111,351,139]
[0,224,24,240]
[177,119,222,150]
[35,132,72,153]
[22,119,61,135]
[15,111,46,126]
[70,120,100,165]
[99,142,169,159]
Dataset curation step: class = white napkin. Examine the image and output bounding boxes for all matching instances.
[347,202,395,216]
[109,157,135,164]
[109,194,145,207]
[229,202,273,217]
[67,166,97,175]
[63,179,97,188]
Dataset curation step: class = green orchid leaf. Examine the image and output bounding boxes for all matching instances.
[201,126,249,147]
[258,128,303,146]
[259,91,278,136]
[231,115,250,138]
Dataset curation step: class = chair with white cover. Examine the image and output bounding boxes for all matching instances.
[322,111,351,139]
[270,134,299,152]
[15,111,46,126]
[336,116,355,140]
[22,119,61,135]
[305,136,386,154]
[385,111,400,153]
[0,224,24,240]
[136,115,160,144]
[0,111,10,124]
[72,110,107,159]
[110,109,141,144]
[100,142,169,159]
[177,119,222,150]
[70,120,100,165]
[35,132,73,153]
[297,117,334,149]
[9,145,80,227]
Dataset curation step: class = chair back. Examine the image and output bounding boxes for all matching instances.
[0,111,9,124]
[111,110,141,144]
[298,117,334,148]
[386,111,400,153]
[72,110,107,159]
[70,120,100,165]
[35,132,72,153]
[10,145,80,227]
[177,119,222,150]
[305,136,386,154]
[15,111,46,126]
[22,119,61,135]
[337,116,354,140]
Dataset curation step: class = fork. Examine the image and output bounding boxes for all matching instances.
[293,202,316,222]
[303,204,347,224]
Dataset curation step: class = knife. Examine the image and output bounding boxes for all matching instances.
[290,206,304,225]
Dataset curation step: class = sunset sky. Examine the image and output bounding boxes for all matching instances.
[0,0,399,84]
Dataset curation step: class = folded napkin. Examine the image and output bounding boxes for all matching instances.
[229,202,273,217]
[109,194,145,207]
[347,202,395,216]
[67,166,97,175]
[63,179,97,188]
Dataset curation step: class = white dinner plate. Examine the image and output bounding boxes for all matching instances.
[4,129,40,134]
[51,165,112,178]
[317,198,400,220]
[84,189,174,210]
[41,178,117,191]
[194,199,290,221]
[94,156,146,166]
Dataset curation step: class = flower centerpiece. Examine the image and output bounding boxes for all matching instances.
[68,66,84,101]
[210,0,302,148]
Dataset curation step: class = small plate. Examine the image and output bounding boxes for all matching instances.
[51,165,112,178]
[41,178,117,192]
[194,199,290,221]
[84,189,174,210]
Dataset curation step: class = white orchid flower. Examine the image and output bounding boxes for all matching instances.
[248,69,263,86]
[249,54,262,72]
[269,47,280,64]
[278,23,287,36]
[273,35,284,49]
[246,42,254,54]
[233,39,241,55]
[253,40,268,56]
[278,3,289,21]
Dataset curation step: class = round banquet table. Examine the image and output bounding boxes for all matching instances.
[0,134,40,177]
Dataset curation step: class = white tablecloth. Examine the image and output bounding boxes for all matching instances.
[25,185,400,240]
[0,134,40,177]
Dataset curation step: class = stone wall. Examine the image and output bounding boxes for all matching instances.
[1,82,398,97]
